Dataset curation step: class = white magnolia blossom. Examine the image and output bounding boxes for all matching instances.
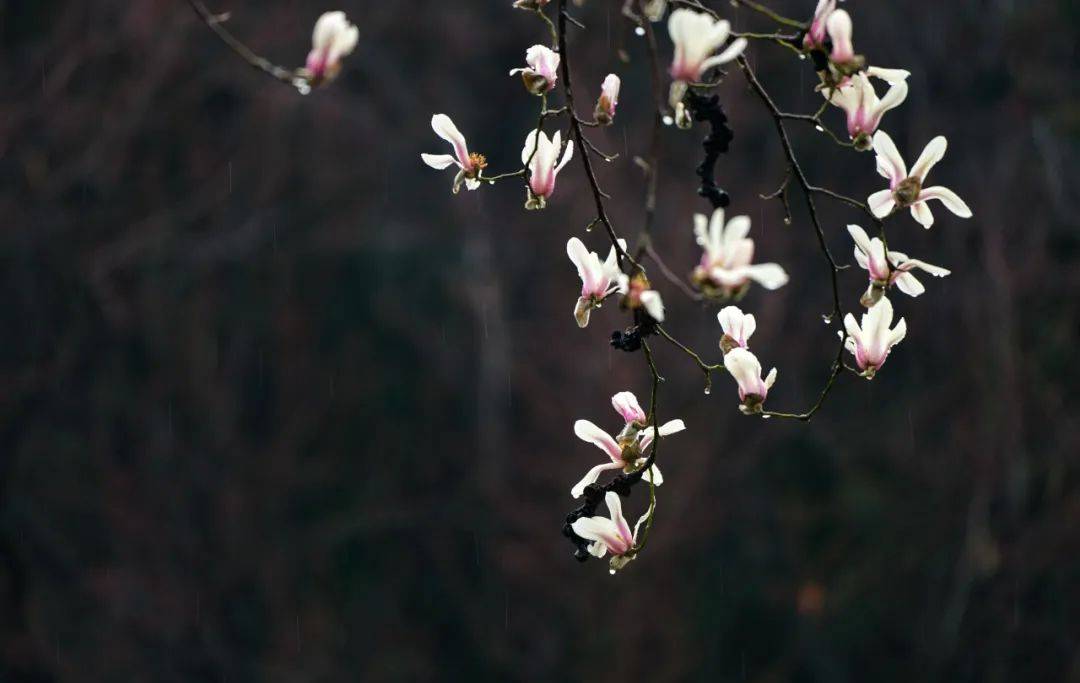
[843,296,907,379]
[869,131,973,229]
[421,114,486,193]
[570,392,686,499]
[718,305,756,352]
[803,0,836,51]
[826,9,855,65]
[825,71,908,149]
[668,9,747,101]
[595,74,621,125]
[571,491,650,563]
[522,129,574,210]
[848,224,951,306]
[510,45,561,95]
[692,208,789,297]
[723,347,777,414]
[305,11,359,84]
[568,237,625,328]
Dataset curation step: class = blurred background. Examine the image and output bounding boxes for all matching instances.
[1,0,1078,680]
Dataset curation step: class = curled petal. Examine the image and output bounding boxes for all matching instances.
[919,186,972,218]
[570,462,623,499]
[910,136,948,182]
[573,420,622,462]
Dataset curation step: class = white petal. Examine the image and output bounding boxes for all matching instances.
[573,420,622,462]
[847,224,873,256]
[910,136,947,182]
[764,367,778,391]
[744,263,789,290]
[919,186,972,218]
[570,462,623,499]
[431,114,469,166]
[898,258,951,277]
[868,189,896,218]
[911,201,935,229]
[872,131,907,185]
[554,140,575,174]
[893,272,925,297]
[642,464,664,487]
[640,290,665,322]
[421,153,458,170]
[866,66,911,84]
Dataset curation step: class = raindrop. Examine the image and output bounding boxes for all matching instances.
[662,115,674,126]
[814,125,825,133]
[609,569,616,575]
[634,26,645,37]
[799,53,807,60]
[704,387,711,396]
[762,414,772,420]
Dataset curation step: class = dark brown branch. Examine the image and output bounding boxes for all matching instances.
[186,0,305,89]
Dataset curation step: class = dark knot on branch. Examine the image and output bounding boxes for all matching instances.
[685,90,735,210]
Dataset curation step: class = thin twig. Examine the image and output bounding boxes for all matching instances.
[186,0,303,88]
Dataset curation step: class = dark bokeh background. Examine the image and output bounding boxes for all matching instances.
[2,0,1078,680]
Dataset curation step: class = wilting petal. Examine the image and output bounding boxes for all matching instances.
[910,136,948,182]
[919,186,972,218]
[573,420,622,462]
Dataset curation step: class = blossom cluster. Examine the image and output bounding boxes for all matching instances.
[413,1,972,572]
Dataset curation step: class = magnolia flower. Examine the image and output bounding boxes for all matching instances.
[718,305,756,353]
[848,224,951,306]
[510,45,560,95]
[522,129,573,210]
[692,208,789,298]
[724,347,777,414]
[571,491,650,564]
[421,115,486,193]
[825,72,908,150]
[668,9,747,103]
[617,273,665,322]
[843,296,906,378]
[826,9,855,65]
[643,0,667,22]
[869,131,973,228]
[570,392,686,499]
[594,74,621,125]
[568,237,625,328]
[305,11,359,85]
[802,0,836,51]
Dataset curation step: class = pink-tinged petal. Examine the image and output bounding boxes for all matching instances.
[867,238,890,281]
[826,10,854,63]
[573,420,622,462]
[611,391,647,424]
[868,189,896,218]
[844,312,862,345]
[570,517,619,556]
[431,114,470,167]
[421,154,458,170]
[718,306,756,347]
[604,492,634,553]
[872,131,907,185]
[567,237,598,293]
[893,271,925,297]
[910,201,935,229]
[919,186,972,218]
[910,136,948,182]
[570,462,623,499]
